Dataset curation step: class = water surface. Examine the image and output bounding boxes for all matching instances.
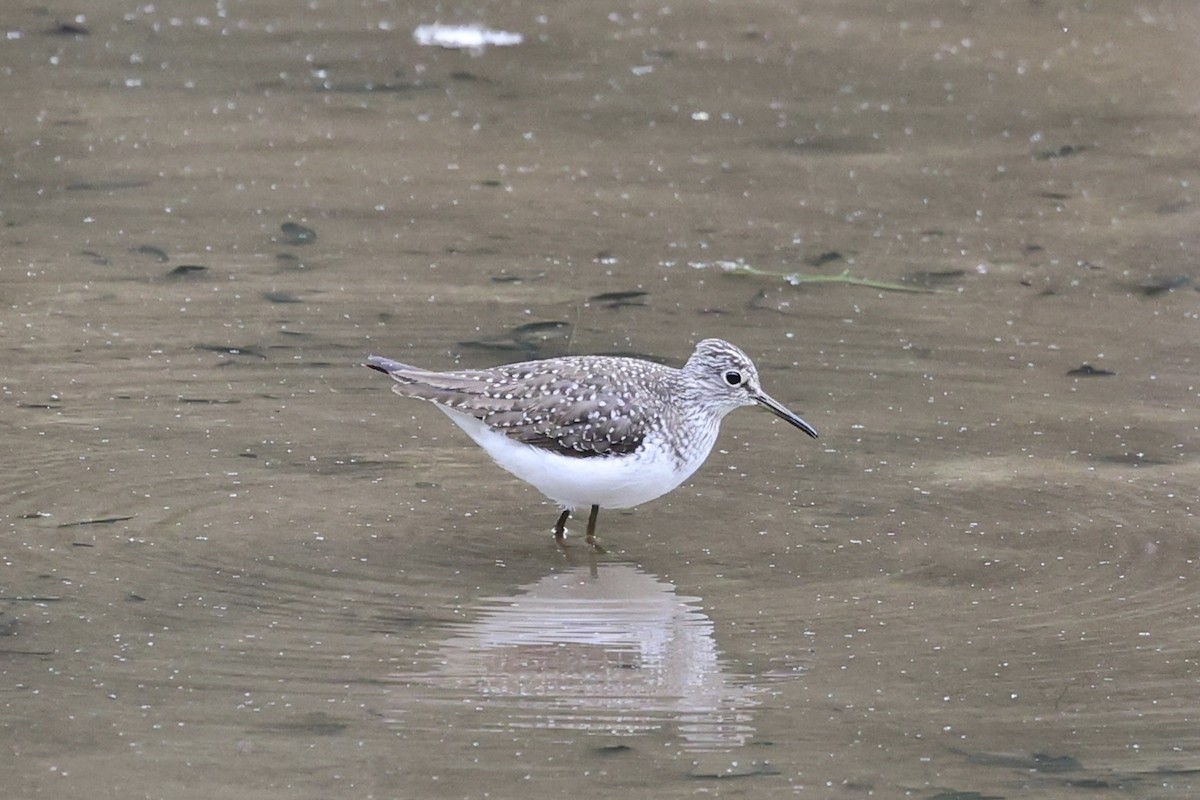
[3,1,1198,797]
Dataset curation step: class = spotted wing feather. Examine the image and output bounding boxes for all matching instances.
[366,355,669,457]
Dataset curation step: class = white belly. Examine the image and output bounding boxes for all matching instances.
[437,408,716,510]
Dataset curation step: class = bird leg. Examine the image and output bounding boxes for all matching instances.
[555,506,603,552]
[584,504,601,549]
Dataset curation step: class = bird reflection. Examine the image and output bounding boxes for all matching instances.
[392,563,760,750]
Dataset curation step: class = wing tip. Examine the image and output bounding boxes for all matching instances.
[365,355,414,375]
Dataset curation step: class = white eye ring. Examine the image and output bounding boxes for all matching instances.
[724,370,742,386]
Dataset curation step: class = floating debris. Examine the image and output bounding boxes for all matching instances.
[594,744,633,756]
[279,222,317,245]
[275,252,311,271]
[460,321,572,359]
[588,290,647,309]
[1137,274,1191,295]
[804,250,843,267]
[262,291,304,304]
[925,789,1004,800]
[259,711,350,737]
[956,748,1083,773]
[131,244,169,262]
[1034,143,1091,160]
[167,264,208,278]
[193,344,268,359]
[57,515,136,528]
[47,20,89,36]
[691,259,932,293]
[319,80,424,95]
[65,180,148,191]
[747,288,794,314]
[511,320,571,341]
[1099,452,1170,466]
[458,338,527,354]
[1067,364,1115,377]
[413,23,523,52]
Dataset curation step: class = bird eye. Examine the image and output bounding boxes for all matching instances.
[723,370,742,386]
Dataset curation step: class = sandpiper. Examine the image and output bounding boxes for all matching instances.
[365,338,818,541]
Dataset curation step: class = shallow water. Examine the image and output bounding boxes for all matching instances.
[3,1,1199,797]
